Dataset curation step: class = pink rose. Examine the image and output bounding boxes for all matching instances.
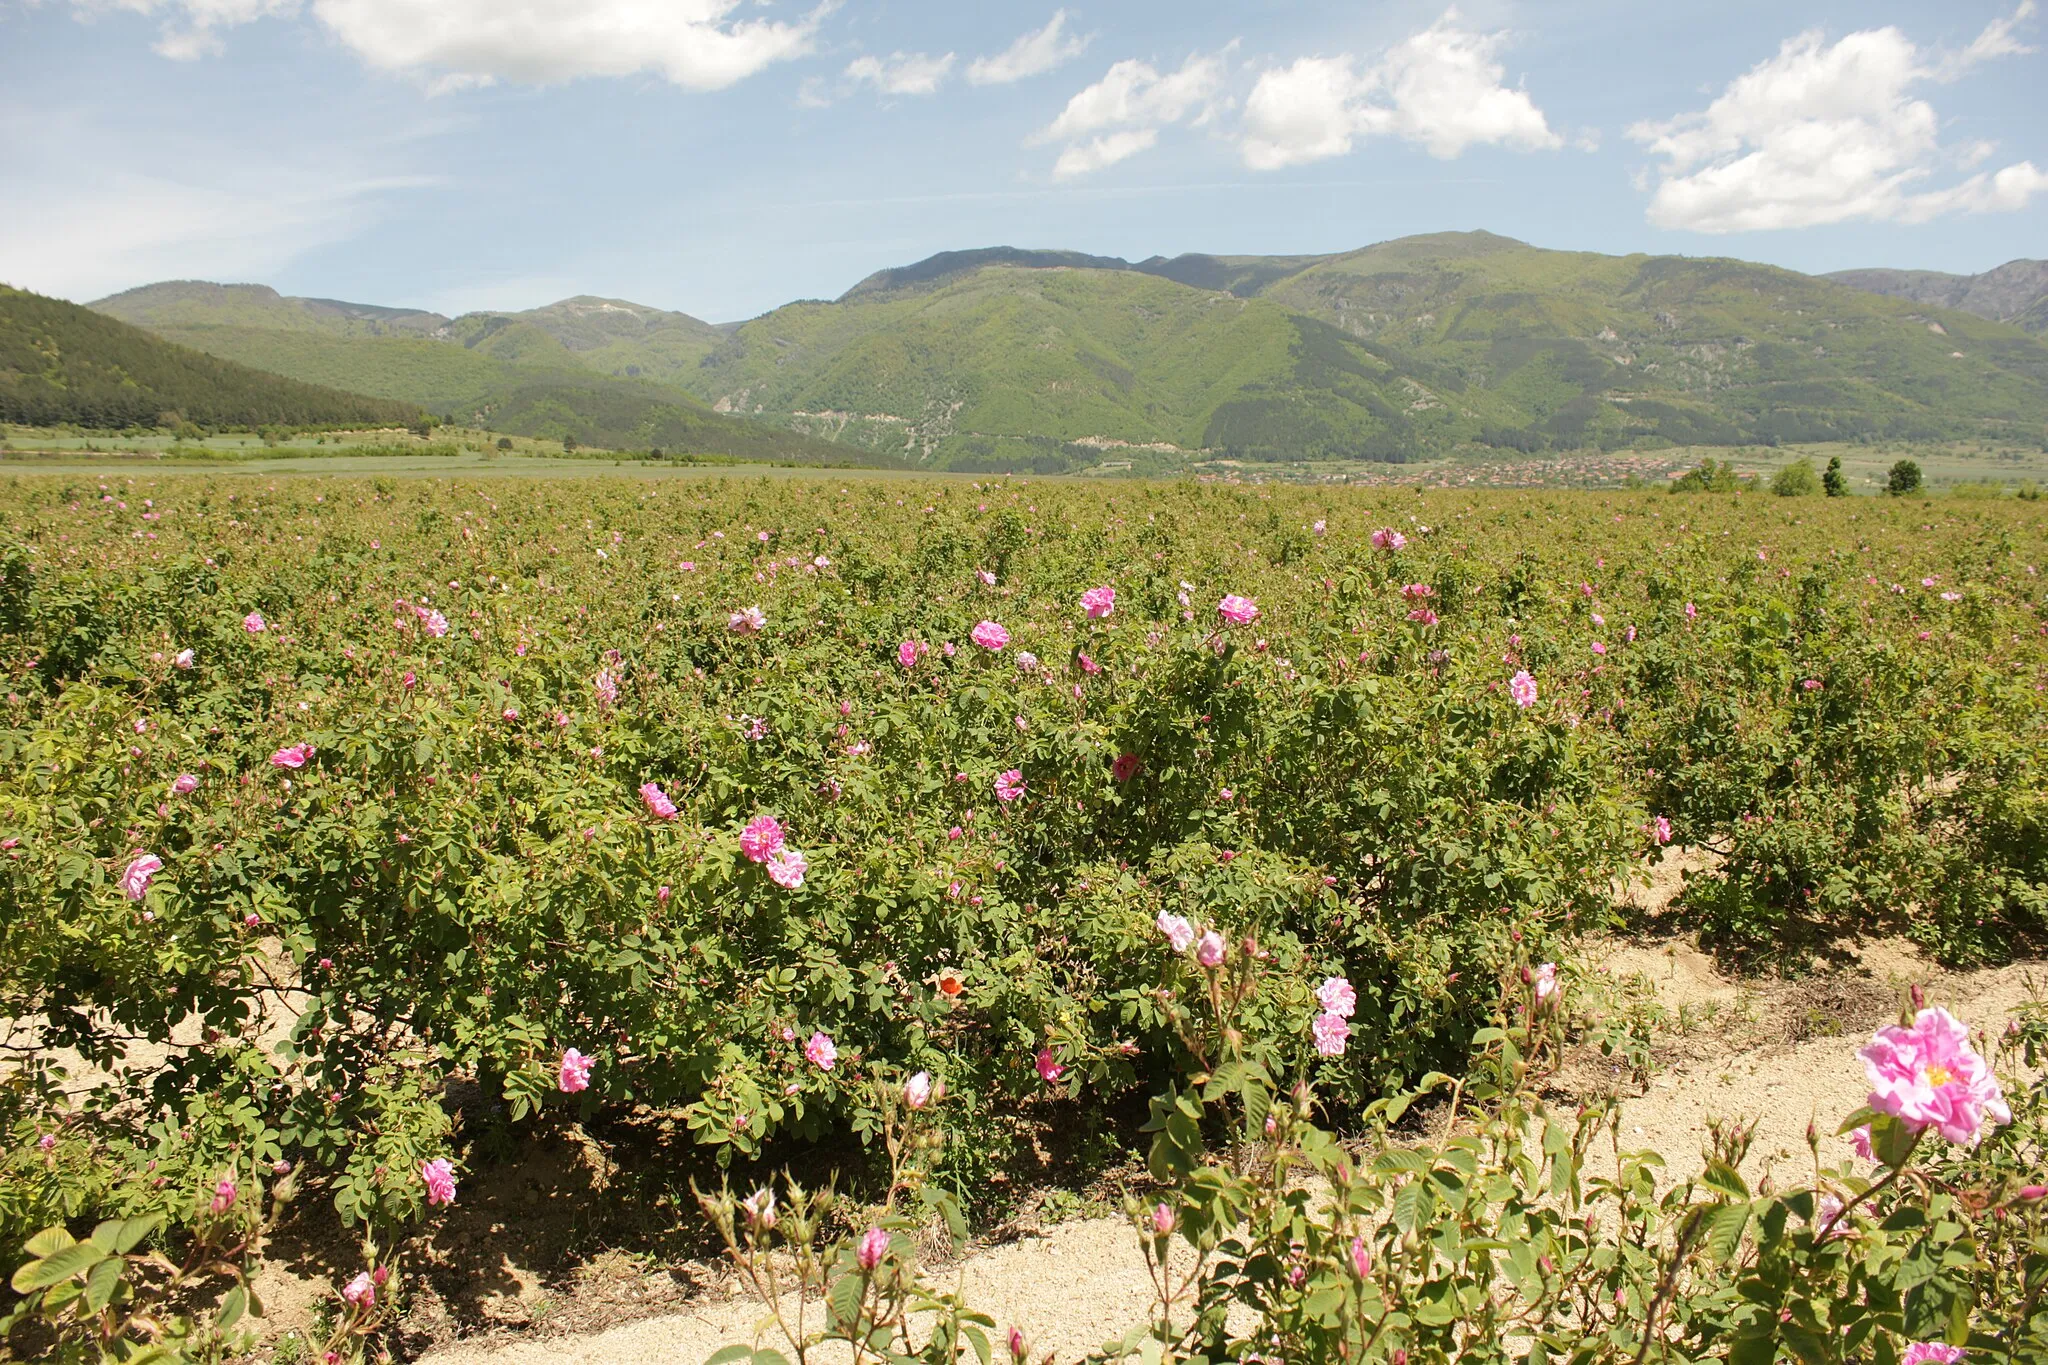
[120,853,163,901]
[1509,670,1538,709]
[342,1272,375,1309]
[1370,528,1406,551]
[1217,594,1259,625]
[558,1048,594,1093]
[766,846,807,889]
[420,1158,457,1207]
[171,773,200,796]
[995,769,1025,803]
[728,605,767,635]
[897,640,925,668]
[739,814,785,863]
[1901,1346,1965,1365]
[270,743,312,769]
[1532,962,1559,1004]
[639,782,678,820]
[971,620,1010,650]
[904,1072,933,1110]
[243,612,266,633]
[174,648,195,669]
[1080,586,1116,619]
[857,1227,890,1271]
[210,1176,237,1213]
[1317,977,1356,1018]
[1195,930,1225,968]
[1156,912,1194,952]
[1112,752,1141,782]
[804,1031,837,1070]
[1861,1007,2010,1144]
[1651,815,1672,845]
[1034,1047,1064,1083]
[1312,1012,1350,1056]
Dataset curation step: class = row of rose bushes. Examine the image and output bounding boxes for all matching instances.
[0,475,2042,1312]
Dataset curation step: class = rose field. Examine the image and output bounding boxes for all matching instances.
[1,470,2045,1364]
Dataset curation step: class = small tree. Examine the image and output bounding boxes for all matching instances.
[1822,454,1846,497]
[562,435,579,453]
[495,437,513,451]
[1769,457,1819,497]
[1887,458,1923,496]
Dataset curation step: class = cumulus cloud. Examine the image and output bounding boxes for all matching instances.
[1629,6,2045,232]
[1239,10,1559,171]
[968,10,1089,86]
[843,51,955,97]
[1033,51,1228,177]
[64,0,823,90]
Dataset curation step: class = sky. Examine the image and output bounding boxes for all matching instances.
[2,0,2044,323]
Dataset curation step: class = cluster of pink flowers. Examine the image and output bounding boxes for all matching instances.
[1080,585,1116,619]
[971,620,1010,650]
[1861,1007,2010,1144]
[243,612,267,633]
[1217,594,1259,625]
[1312,975,1355,1056]
[558,1048,594,1093]
[640,782,679,820]
[420,1158,457,1206]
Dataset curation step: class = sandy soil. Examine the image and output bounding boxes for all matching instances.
[396,931,2043,1365]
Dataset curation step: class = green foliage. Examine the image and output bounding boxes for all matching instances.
[1770,458,1821,497]
[0,476,2040,1335]
[1889,459,1926,496]
[1823,455,1847,497]
[1670,458,1744,493]
[0,288,422,432]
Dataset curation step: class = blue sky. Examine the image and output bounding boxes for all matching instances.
[3,0,2043,322]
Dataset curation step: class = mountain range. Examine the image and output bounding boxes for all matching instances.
[84,234,2048,471]
[1825,260,2048,335]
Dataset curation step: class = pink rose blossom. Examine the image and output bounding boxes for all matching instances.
[1034,1047,1064,1083]
[270,743,311,769]
[766,846,807,889]
[243,612,266,633]
[1157,912,1195,952]
[1861,1007,2010,1144]
[1531,962,1559,1004]
[1652,815,1673,845]
[1009,1328,1027,1359]
[1509,671,1538,709]
[971,620,1010,650]
[1217,594,1259,625]
[740,815,786,863]
[171,773,200,796]
[1112,751,1141,782]
[1591,641,1607,656]
[342,1272,375,1309]
[640,782,678,820]
[1151,1202,1175,1236]
[558,1048,594,1093]
[1195,930,1226,968]
[904,1072,933,1110]
[120,853,163,901]
[174,648,195,669]
[1901,1346,1965,1365]
[593,669,619,707]
[419,609,449,638]
[1312,1012,1350,1056]
[1400,583,1433,600]
[977,569,997,586]
[897,640,925,668]
[1407,607,1439,626]
[1078,652,1101,675]
[728,605,767,635]
[1080,585,1116,619]
[1848,1125,1874,1160]
[858,1227,890,1271]
[420,1158,457,1207]
[1317,977,1356,1018]
[1684,602,1698,620]
[210,1176,237,1213]
[804,1031,837,1070]
[38,1133,56,1153]
[995,769,1025,803]
[1370,528,1406,551]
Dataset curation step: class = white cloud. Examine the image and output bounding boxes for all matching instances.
[1033,51,1227,177]
[844,50,955,98]
[967,10,1088,86]
[1629,6,2046,232]
[1240,10,1559,171]
[63,0,823,90]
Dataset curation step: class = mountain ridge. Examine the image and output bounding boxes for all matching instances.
[1825,260,2048,335]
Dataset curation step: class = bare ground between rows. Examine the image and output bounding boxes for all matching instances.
[218,931,2027,1365]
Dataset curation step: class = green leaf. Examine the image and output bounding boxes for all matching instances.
[217,1284,247,1331]
[1705,1201,1751,1263]
[83,1256,123,1314]
[11,1241,107,1292]
[21,1227,73,1261]
[704,1348,754,1365]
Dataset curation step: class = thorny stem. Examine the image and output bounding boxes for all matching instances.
[1817,1129,1922,1242]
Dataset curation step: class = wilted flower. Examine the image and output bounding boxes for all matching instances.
[1080,585,1116,618]
[558,1048,594,1093]
[120,853,163,901]
[804,1031,837,1070]
[421,1158,457,1207]
[171,773,200,796]
[342,1272,375,1309]
[1113,751,1141,782]
[1156,912,1195,952]
[971,620,1010,650]
[766,846,807,889]
[1861,1007,2010,1143]
[593,668,619,707]
[174,648,195,669]
[1034,1047,1064,1083]
[270,743,312,769]
[210,1176,237,1213]
[741,1188,776,1229]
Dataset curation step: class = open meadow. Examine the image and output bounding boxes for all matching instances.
[2,472,2044,1362]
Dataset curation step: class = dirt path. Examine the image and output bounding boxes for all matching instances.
[410,940,2044,1365]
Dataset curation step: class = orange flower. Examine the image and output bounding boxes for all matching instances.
[935,968,965,999]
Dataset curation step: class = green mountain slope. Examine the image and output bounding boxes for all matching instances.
[1826,260,2048,335]
[1,284,424,430]
[92,280,451,337]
